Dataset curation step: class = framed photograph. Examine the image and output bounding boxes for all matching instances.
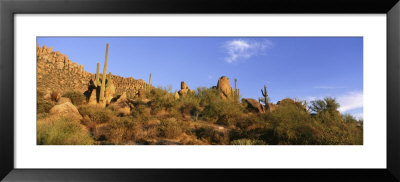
[1,0,399,181]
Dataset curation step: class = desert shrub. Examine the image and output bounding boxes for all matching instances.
[78,106,116,124]
[131,101,150,121]
[147,86,176,114]
[342,114,358,124]
[235,114,265,130]
[37,113,50,120]
[198,87,243,126]
[50,90,59,102]
[37,89,45,98]
[159,118,184,138]
[172,91,201,118]
[313,110,342,125]
[105,116,144,144]
[231,139,266,145]
[229,126,273,144]
[311,112,363,145]
[62,91,86,105]
[37,117,94,145]
[269,99,319,144]
[194,126,228,144]
[37,97,55,114]
[305,97,364,145]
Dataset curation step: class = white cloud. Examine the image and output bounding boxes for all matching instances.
[337,91,363,113]
[223,39,273,63]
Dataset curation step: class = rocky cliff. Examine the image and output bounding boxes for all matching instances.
[36,44,148,97]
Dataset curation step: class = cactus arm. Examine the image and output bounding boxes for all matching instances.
[95,62,100,87]
[99,43,109,102]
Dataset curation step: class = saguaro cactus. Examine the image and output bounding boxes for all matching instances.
[148,73,152,90]
[233,78,240,101]
[261,85,268,104]
[95,62,100,87]
[99,43,109,103]
[261,85,269,111]
[234,78,237,91]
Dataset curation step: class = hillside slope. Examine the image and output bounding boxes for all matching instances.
[36,44,148,96]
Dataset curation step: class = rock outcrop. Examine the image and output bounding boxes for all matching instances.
[49,102,83,120]
[178,81,189,96]
[37,44,148,99]
[178,81,194,96]
[217,76,232,99]
[242,98,265,113]
[109,92,131,116]
[174,91,180,99]
[267,103,277,112]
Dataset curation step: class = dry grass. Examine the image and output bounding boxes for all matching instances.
[37,116,94,145]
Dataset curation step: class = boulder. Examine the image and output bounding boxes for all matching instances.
[217,76,232,99]
[267,103,277,112]
[242,98,265,113]
[174,91,180,99]
[181,81,189,90]
[87,89,98,105]
[178,81,189,96]
[109,101,131,116]
[104,81,116,105]
[49,102,83,120]
[119,92,127,100]
[109,92,130,116]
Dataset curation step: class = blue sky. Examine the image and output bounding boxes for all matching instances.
[37,37,363,118]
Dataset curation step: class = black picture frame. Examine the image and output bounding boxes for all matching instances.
[1,0,399,181]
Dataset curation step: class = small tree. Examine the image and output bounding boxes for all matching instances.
[309,97,340,113]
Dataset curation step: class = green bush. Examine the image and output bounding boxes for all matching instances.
[37,97,55,114]
[62,91,86,105]
[310,112,363,145]
[172,91,201,119]
[37,117,94,145]
[131,101,150,121]
[269,99,318,144]
[194,126,228,144]
[342,114,358,124]
[78,106,116,123]
[198,87,243,126]
[159,118,183,138]
[147,86,176,114]
[231,139,266,145]
[309,97,340,113]
[106,117,143,144]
